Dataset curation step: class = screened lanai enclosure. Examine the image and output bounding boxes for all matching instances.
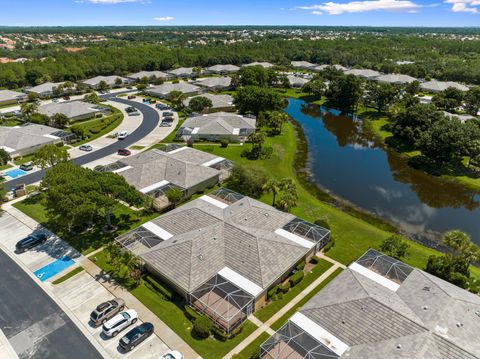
[356,248,413,284]
[189,273,254,333]
[282,218,330,252]
[115,225,164,256]
[260,321,339,359]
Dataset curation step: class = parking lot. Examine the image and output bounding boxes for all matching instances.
[51,271,169,358]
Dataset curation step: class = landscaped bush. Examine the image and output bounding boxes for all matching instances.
[309,256,320,264]
[289,270,304,287]
[267,286,278,299]
[184,306,201,322]
[144,275,173,300]
[296,261,305,271]
[212,326,229,342]
[220,139,229,148]
[323,235,336,253]
[280,282,291,293]
[314,219,330,230]
[192,316,213,339]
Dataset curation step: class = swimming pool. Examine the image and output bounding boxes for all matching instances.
[34,256,75,282]
[5,168,27,179]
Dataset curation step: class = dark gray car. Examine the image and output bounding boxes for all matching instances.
[90,298,125,326]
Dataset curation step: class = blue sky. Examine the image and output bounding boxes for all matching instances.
[1,0,479,27]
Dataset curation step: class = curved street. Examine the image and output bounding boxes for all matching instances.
[3,95,160,189]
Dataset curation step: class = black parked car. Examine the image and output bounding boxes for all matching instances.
[162,111,174,117]
[15,233,48,253]
[119,323,154,352]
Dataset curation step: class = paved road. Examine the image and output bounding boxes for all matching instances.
[0,250,102,359]
[3,95,160,189]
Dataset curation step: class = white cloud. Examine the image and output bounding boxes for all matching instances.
[299,0,422,15]
[75,0,147,4]
[444,0,479,13]
[153,16,175,21]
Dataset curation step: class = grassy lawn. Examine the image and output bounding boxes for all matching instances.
[93,249,258,359]
[72,107,123,146]
[52,266,84,284]
[254,259,333,322]
[129,145,145,150]
[270,268,344,331]
[13,154,35,165]
[232,332,271,359]
[0,163,12,171]
[0,118,23,126]
[192,122,480,281]
[13,194,158,255]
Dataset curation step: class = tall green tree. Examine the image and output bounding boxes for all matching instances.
[364,82,399,112]
[0,149,11,166]
[224,164,267,198]
[33,144,70,169]
[432,87,464,112]
[263,178,281,206]
[464,87,480,116]
[21,102,38,121]
[325,74,363,112]
[168,90,186,111]
[188,96,213,113]
[276,178,298,212]
[379,234,410,259]
[233,86,285,115]
[50,113,69,128]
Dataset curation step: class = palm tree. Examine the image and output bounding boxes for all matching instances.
[263,178,281,206]
[20,102,38,122]
[168,90,186,111]
[277,178,298,211]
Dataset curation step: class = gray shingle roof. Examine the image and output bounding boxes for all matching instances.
[183,93,234,109]
[287,75,309,87]
[83,75,127,87]
[127,70,171,80]
[290,252,480,359]
[28,82,65,95]
[0,89,27,103]
[116,148,220,190]
[146,82,200,97]
[37,101,100,119]
[291,61,317,69]
[242,62,274,68]
[206,64,240,73]
[139,195,311,293]
[375,73,417,84]
[421,80,469,93]
[0,124,60,153]
[194,76,232,89]
[181,112,256,136]
[344,69,381,79]
[167,67,195,76]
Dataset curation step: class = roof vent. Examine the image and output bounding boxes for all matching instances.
[423,306,428,310]
[396,344,402,350]
[476,310,480,318]
[423,286,430,291]
[264,213,269,217]
[198,254,204,261]
[456,322,463,328]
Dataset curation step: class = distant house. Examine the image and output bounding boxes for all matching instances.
[116,187,330,332]
[312,64,347,72]
[287,75,309,88]
[420,80,469,93]
[375,73,417,85]
[145,82,201,98]
[291,61,317,70]
[167,67,196,78]
[0,124,75,158]
[127,71,173,82]
[0,89,28,106]
[107,146,229,200]
[443,111,476,123]
[83,75,130,89]
[37,101,102,122]
[205,64,240,74]
[344,68,381,80]
[183,93,234,112]
[261,248,480,359]
[27,82,65,98]
[176,112,256,142]
[194,76,232,91]
[242,62,275,69]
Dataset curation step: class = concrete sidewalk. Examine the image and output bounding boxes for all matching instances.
[224,260,343,358]
[0,329,18,359]
[78,256,201,359]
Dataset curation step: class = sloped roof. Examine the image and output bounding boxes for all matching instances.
[146,82,200,96]
[375,73,417,84]
[194,76,232,89]
[242,62,274,68]
[183,93,234,109]
[290,250,480,359]
[116,148,220,190]
[127,70,170,79]
[0,124,60,153]
[167,67,195,76]
[83,75,127,86]
[206,64,240,73]
[37,101,100,119]
[28,81,65,95]
[344,69,381,79]
[291,61,317,69]
[139,195,310,293]
[287,75,309,87]
[0,89,27,102]
[421,80,469,93]
[181,112,256,136]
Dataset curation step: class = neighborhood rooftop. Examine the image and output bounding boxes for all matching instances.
[0,89,27,105]
[83,75,128,87]
[127,70,171,80]
[344,68,382,79]
[420,80,469,93]
[37,100,101,119]
[261,248,480,359]
[194,76,232,89]
[375,73,417,84]
[205,64,240,73]
[242,62,274,68]
[183,93,234,110]
[146,82,200,97]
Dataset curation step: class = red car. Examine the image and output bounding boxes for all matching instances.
[127,95,136,99]
[117,149,131,156]
[63,95,70,100]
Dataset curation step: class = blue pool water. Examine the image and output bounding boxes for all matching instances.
[34,256,75,282]
[5,168,27,178]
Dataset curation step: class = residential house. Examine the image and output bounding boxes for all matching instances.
[242,62,275,69]
[145,82,201,98]
[291,61,317,70]
[344,68,382,80]
[0,89,28,106]
[183,93,234,112]
[420,80,469,93]
[37,101,102,122]
[27,82,65,98]
[127,70,173,82]
[205,64,240,74]
[194,76,232,91]
[287,75,309,88]
[261,249,480,359]
[116,188,330,332]
[375,73,417,85]
[83,75,130,89]
[176,112,256,142]
[167,67,196,78]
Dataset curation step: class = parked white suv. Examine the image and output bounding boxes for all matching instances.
[102,309,138,337]
[161,350,183,359]
[117,131,129,140]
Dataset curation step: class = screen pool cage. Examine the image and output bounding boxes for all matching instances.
[189,273,254,333]
[209,187,244,205]
[282,218,330,252]
[116,226,164,255]
[356,248,413,284]
[260,321,339,359]
[94,161,128,173]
